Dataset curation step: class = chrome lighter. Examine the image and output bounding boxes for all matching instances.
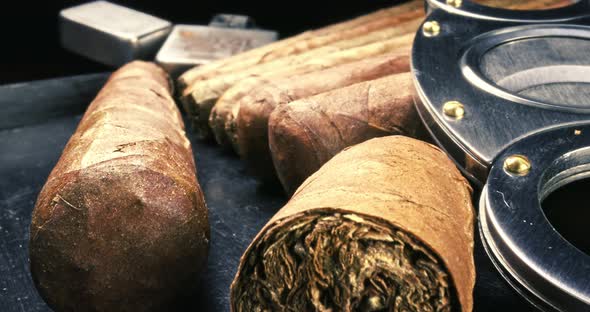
[60,1,172,67]
[156,15,278,77]
[412,1,590,311]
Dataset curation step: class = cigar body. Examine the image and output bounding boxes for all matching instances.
[231,136,475,312]
[269,72,423,194]
[176,0,423,90]
[29,62,209,311]
[231,53,410,183]
[189,32,414,139]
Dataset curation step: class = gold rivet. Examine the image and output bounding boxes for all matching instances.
[574,129,582,136]
[504,155,531,176]
[446,0,462,7]
[443,101,465,119]
[423,21,441,37]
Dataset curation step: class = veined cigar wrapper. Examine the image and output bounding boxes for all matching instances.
[176,0,424,90]
[29,62,209,311]
[232,52,411,181]
[231,136,475,311]
[268,72,421,194]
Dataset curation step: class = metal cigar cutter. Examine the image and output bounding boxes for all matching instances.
[60,1,277,74]
[413,1,590,310]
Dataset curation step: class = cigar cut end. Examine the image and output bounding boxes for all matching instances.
[231,210,454,312]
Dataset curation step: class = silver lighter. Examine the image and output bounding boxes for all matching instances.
[155,19,278,77]
[60,1,172,67]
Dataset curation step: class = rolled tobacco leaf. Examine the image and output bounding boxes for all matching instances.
[231,52,410,182]
[268,72,423,194]
[231,136,475,312]
[29,61,209,311]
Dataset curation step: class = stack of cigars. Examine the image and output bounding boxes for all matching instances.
[29,0,568,311]
[178,0,567,194]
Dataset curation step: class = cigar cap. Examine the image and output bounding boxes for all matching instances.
[60,1,172,67]
[480,123,590,312]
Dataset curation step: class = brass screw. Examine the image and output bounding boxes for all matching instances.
[446,0,462,7]
[443,101,465,119]
[423,21,441,37]
[504,155,531,176]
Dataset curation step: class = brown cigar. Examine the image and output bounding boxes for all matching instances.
[231,136,475,312]
[177,0,424,91]
[29,62,209,311]
[269,73,422,194]
[229,53,410,182]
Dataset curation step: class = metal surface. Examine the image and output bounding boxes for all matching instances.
[0,74,538,311]
[60,1,172,67]
[480,123,590,311]
[155,23,278,77]
[413,1,590,184]
[413,1,590,310]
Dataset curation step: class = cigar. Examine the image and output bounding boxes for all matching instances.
[268,73,422,194]
[29,62,209,311]
[231,136,475,312]
[177,0,424,90]
[191,30,415,139]
[229,53,409,182]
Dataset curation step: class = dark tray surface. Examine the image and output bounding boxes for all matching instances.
[0,74,535,311]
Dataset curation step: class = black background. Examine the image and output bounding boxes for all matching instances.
[0,0,402,84]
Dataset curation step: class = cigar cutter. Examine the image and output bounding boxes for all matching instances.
[155,15,278,77]
[412,1,590,310]
[60,1,172,67]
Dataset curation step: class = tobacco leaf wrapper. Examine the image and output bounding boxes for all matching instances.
[29,61,209,311]
[190,30,415,139]
[231,136,475,312]
[230,52,410,182]
[176,0,423,90]
[268,72,424,194]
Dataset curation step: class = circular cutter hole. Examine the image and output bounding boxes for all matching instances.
[542,178,590,256]
[479,36,590,109]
